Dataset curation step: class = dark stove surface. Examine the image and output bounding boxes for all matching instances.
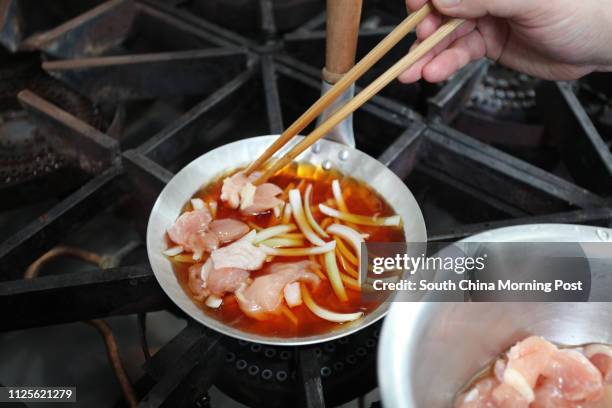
[0,1,611,407]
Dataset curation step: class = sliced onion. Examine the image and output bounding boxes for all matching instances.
[337,250,359,278]
[260,237,305,248]
[331,179,349,212]
[327,223,364,284]
[304,184,329,238]
[205,295,223,309]
[273,202,283,218]
[259,240,335,256]
[301,286,363,323]
[163,246,184,256]
[253,224,296,244]
[340,273,361,291]
[319,204,401,227]
[284,282,302,307]
[289,189,325,246]
[281,203,292,224]
[277,232,304,239]
[324,251,348,301]
[280,304,298,325]
[239,229,258,243]
[335,237,358,266]
[190,198,205,211]
[193,249,203,261]
[170,254,197,264]
[207,201,217,218]
[247,221,263,232]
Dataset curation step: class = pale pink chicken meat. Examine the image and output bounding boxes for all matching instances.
[454,377,499,408]
[209,219,249,243]
[236,261,320,319]
[205,263,249,297]
[187,263,209,301]
[241,183,284,215]
[541,349,603,401]
[220,171,253,209]
[455,336,611,408]
[586,345,612,384]
[210,232,266,271]
[219,170,283,214]
[167,208,216,253]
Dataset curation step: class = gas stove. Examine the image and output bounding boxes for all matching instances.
[1,1,611,407]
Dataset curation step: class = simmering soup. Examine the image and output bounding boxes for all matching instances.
[164,162,404,338]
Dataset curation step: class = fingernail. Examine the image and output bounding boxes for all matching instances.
[436,0,461,7]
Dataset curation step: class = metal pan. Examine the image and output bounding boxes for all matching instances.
[378,223,612,407]
[146,135,427,346]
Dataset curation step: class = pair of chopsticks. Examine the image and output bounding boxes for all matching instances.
[247,4,465,184]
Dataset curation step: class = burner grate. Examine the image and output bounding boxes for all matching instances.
[0,1,611,407]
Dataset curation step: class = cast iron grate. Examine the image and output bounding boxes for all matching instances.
[0,0,611,407]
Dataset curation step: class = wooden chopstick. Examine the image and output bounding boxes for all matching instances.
[245,3,433,177]
[254,17,465,184]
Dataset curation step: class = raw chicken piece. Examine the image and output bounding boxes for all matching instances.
[236,261,320,319]
[241,183,284,215]
[503,336,558,402]
[586,345,612,384]
[454,377,499,408]
[187,263,209,301]
[583,384,612,408]
[491,383,529,408]
[167,208,214,252]
[206,264,250,297]
[219,170,283,214]
[542,349,603,401]
[532,379,575,408]
[210,231,266,271]
[209,219,249,243]
[220,171,250,209]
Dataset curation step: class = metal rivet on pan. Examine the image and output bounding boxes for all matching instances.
[322,160,333,170]
[597,229,610,241]
[312,142,321,153]
[338,149,349,161]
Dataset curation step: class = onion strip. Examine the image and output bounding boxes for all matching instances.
[324,251,348,302]
[289,189,326,246]
[190,198,205,211]
[301,286,363,323]
[331,180,349,212]
[170,254,197,264]
[335,237,358,266]
[319,204,401,227]
[280,304,298,325]
[340,273,361,291]
[205,295,223,309]
[328,223,364,261]
[207,201,217,218]
[304,184,329,238]
[253,224,296,244]
[163,246,184,256]
[260,237,305,248]
[281,203,292,224]
[259,240,336,256]
[337,250,359,278]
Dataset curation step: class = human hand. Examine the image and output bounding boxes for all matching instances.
[398,0,612,84]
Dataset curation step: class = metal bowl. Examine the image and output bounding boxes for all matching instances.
[378,224,612,407]
[146,135,427,346]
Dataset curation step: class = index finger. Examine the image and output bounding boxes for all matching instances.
[405,0,429,12]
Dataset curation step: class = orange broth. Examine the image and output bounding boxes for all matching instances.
[170,162,405,337]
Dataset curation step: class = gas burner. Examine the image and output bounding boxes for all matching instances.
[466,64,539,121]
[0,54,104,208]
[187,0,324,38]
[576,72,612,151]
[216,323,380,407]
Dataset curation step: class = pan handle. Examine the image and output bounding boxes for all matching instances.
[323,0,363,84]
[317,0,362,148]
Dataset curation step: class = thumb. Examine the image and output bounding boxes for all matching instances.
[431,0,536,19]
